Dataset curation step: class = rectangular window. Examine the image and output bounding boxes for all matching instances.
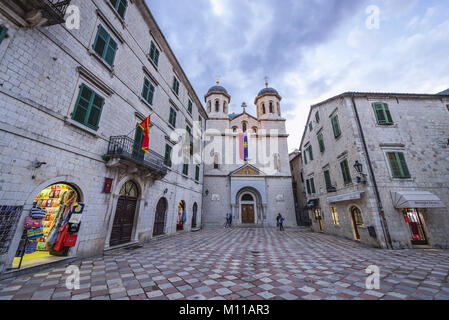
[93,25,118,67]
[387,152,411,179]
[169,107,177,127]
[303,148,308,165]
[198,116,203,128]
[72,84,105,131]
[307,145,313,161]
[0,25,8,44]
[340,159,352,185]
[195,165,200,181]
[149,41,160,66]
[331,115,341,138]
[446,104,449,112]
[183,163,189,176]
[324,170,332,190]
[372,102,394,125]
[331,207,340,226]
[141,78,155,105]
[188,100,193,114]
[306,179,311,195]
[110,0,128,19]
[173,77,180,95]
[310,178,316,194]
[309,122,313,132]
[317,133,325,153]
[315,111,320,123]
[164,144,173,167]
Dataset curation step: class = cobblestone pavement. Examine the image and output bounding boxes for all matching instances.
[1,228,449,300]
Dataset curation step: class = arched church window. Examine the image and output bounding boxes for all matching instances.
[242,194,254,201]
[277,102,281,115]
[242,122,247,132]
[252,127,258,134]
[262,103,266,114]
[269,101,274,113]
[207,101,211,113]
[223,101,228,114]
[232,126,238,133]
[215,100,220,112]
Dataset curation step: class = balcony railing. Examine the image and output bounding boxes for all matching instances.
[0,0,72,27]
[107,136,168,178]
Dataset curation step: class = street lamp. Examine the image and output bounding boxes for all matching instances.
[354,161,363,174]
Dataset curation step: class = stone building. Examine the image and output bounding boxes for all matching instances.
[201,83,296,227]
[289,150,311,226]
[0,0,206,276]
[299,91,449,249]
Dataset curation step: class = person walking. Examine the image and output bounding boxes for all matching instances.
[224,214,230,228]
[228,213,233,228]
[278,214,285,231]
[276,213,282,228]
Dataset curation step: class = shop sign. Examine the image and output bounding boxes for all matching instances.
[69,203,85,224]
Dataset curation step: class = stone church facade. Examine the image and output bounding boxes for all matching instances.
[202,83,296,227]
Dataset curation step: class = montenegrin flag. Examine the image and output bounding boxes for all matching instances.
[239,132,249,161]
[139,113,152,153]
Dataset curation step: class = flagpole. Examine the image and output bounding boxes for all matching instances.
[125,111,155,138]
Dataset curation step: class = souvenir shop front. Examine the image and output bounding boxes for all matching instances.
[176,200,186,231]
[12,183,85,269]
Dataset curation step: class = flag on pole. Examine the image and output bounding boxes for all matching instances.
[139,113,152,153]
[239,132,249,161]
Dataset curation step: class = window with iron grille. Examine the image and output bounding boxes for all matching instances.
[93,25,118,67]
[0,206,23,255]
[72,84,105,131]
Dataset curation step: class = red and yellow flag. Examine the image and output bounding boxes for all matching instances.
[139,114,152,153]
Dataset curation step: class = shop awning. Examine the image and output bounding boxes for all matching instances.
[391,191,445,209]
[327,191,365,203]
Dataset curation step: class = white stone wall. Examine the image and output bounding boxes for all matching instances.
[0,0,205,274]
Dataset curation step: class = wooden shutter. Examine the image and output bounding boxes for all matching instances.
[383,103,393,124]
[195,165,200,181]
[306,179,311,195]
[87,93,104,130]
[310,178,316,194]
[341,160,351,184]
[73,85,93,125]
[117,0,128,19]
[332,115,341,138]
[397,152,411,178]
[387,153,402,178]
[105,36,118,66]
[318,133,325,152]
[324,170,332,189]
[93,25,108,58]
[315,112,320,123]
[308,145,313,161]
[164,145,172,167]
[0,25,8,44]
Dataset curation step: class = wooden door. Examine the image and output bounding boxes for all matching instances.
[153,198,167,236]
[110,196,137,246]
[191,203,198,228]
[241,204,255,224]
[351,211,360,240]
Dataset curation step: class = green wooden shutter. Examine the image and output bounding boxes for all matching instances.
[318,133,325,153]
[164,145,172,167]
[306,179,311,195]
[149,41,159,66]
[340,160,351,184]
[387,152,402,178]
[72,85,93,125]
[304,149,308,165]
[87,93,104,130]
[133,124,145,160]
[373,102,393,125]
[315,111,320,123]
[383,103,393,124]
[309,122,313,132]
[324,170,332,189]
[310,178,316,194]
[93,25,108,58]
[142,78,149,101]
[195,165,200,181]
[188,100,193,114]
[117,0,128,19]
[332,115,341,138]
[0,25,8,44]
[397,152,411,178]
[183,164,189,175]
[308,145,313,161]
[104,36,117,66]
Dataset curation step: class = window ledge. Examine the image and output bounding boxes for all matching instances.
[375,123,397,128]
[87,48,115,76]
[64,118,100,138]
[391,178,414,182]
[181,174,189,179]
[139,96,153,110]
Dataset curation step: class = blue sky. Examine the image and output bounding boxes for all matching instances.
[147,0,449,151]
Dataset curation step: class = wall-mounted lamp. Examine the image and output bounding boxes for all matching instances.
[34,161,47,169]
[354,161,367,184]
[164,188,168,195]
[205,190,209,196]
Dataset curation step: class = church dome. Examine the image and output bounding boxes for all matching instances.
[207,85,228,94]
[257,87,279,96]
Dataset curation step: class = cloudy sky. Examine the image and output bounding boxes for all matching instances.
[147,0,449,151]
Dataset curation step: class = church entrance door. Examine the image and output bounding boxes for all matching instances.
[241,204,255,224]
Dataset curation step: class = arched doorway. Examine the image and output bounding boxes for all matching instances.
[153,198,167,236]
[177,200,186,231]
[350,206,364,241]
[240,193,256,224]
[12,182,82,269]
[110,181,139,246]
[191,203,198,228]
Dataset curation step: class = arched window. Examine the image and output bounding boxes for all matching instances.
[223,101,228,114]
[120,181,139,198]
[215,100,220,112]
[232,126,238,133]
[242,122,247,132]
[351,206,364,225]
[242,194,254,201]
[277,102,280,116]
[207,101,211,113]
[269,101,274,113]
[262,103,266,114]
[252,127,258,134]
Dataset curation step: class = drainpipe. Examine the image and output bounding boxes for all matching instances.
[350,95,393,249]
